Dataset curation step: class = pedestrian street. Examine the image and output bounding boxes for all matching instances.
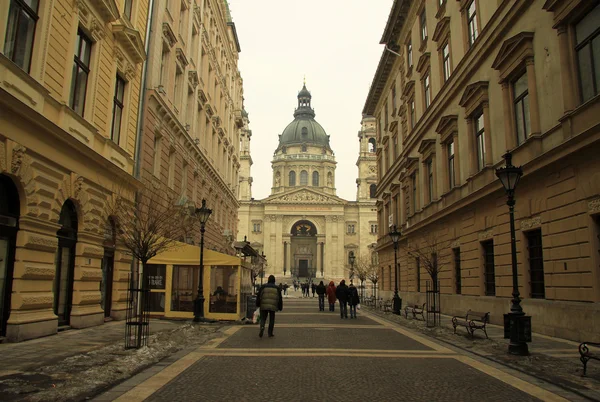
[100,295,573,402]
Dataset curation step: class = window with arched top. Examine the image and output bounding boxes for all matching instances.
[370,184,377,198]
[302,127,308,136]
[300,170,308,185]
[312,171,319,186]
[289,171,296,186]
[368,138,376,153]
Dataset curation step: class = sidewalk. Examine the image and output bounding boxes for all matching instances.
[364,304,600,401]
[0,319,226,401]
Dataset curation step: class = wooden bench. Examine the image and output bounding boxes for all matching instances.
[579,342,600,376]
[452,310,490,338]
[404,303,426,320]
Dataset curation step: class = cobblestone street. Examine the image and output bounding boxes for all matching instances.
[95,295,587,401]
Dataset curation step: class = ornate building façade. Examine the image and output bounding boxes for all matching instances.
[365,0,600,342]
[238,85,377,282]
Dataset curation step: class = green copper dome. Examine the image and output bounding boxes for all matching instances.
[277,85,331,150]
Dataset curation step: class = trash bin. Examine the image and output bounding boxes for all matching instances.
[247,295,257,319]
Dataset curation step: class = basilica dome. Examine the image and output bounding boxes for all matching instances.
[277,84,331,150]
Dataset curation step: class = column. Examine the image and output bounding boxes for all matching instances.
[526,57,541,136]
[557,25,576,114]
[316,242,322,277]
[482,102,493,166]
[285,241,291,276]
[501,82,516,150]
[453,133,461,186]
[431,154,437,201]
[466,118,477,176]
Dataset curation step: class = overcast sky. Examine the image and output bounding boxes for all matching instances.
[228,0,393,201]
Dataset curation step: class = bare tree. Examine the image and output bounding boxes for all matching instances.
[405,233,451,292]
[366,260,380,301]
[353,255,371,300]
[105,178,197,287]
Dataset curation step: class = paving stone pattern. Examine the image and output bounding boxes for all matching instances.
[275,314,381,325]
[146,356,541,402]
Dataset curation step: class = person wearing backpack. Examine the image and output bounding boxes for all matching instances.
[316,281,327,311]
[336,279,349,319]
[256,275,283,338]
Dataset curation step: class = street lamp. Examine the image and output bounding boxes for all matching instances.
[349,251,356,281]
[388,224,402,315]
[260,251,266,286]
[193,199,212,322]
[496,151,530,356]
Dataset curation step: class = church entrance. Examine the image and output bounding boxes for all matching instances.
[290,220,317,280]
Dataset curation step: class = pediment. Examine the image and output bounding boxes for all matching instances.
[265,188,345,205]
[112,25,146,63]
[416,53,431,74]
[402,80,415,98]
[89,0,120,23]
[492,32,534,80]
[432,17,450,42]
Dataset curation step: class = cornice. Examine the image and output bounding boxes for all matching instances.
[112,24,146,63]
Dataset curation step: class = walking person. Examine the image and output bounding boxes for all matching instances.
[326,281,337,312]
[283,283,289,295]
[311,282,316,297]
[348,281,360,319]
[256,275,283,338]
[336,279,349,319]
[316,280,326,311]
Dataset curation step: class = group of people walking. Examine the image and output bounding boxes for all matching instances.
[316,280,360,319]
[255,276,361,339]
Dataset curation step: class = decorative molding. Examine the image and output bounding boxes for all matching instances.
[10,144,27,174]
[588,198,600,213]
[416,52,431,75]
[112,25,146,64]
[188,70,199,89]
[86,0,120,23]
[23,234,59,252]
[449,239,460,249]
[21,264,56,280]
[432,17,450,43]
[82,246,104,258]
[459,81,489,116]
[20,294,53,309]
[435,114,458,143]
[520,215,542,231]
[491,32,535,82]
[478,229,494,241]
[0,140,5,171]
[162,22,177,48]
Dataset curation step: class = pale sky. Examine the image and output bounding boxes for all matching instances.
[228,0,393,201]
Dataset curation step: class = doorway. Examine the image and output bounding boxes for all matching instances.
[0,175,19,337]
[298,259,308,277]
[55,200,77,327]
[101,219,116,318]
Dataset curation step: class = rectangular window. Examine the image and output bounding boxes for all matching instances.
[416,257,421,292]
[411,172,417,214]
[153,136,161,176]
[424,73,431,108]
[70,29,92,116]
[410,99,415,129]
[447,141,455,189]
[482,240,495,296]
[347,224,355,234]
[467,0,478,47]
[168,151,175,188]
[181,161,188,197]
[575,4,600,103]
[442,43,451,81]
[453,248,461,294]
[174,69,183,111]
[4,0,39,72]
[407,40,413,68]
[370,224,378,234]
[420,9,427,43]
[124,0,133,19]
[474,111,485,171]
[160,48,169,87]
[253,223,261,233]
[392,86,397,112]
[526,229,545,299]
[111,75,125,144]
[513,72,530,145]
[427,159,433,202]
[384,102,389,129]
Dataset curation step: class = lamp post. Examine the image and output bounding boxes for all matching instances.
[193,199,212,322]
[496,151,530,356]
[388,225,402,315]
[260,251,265,286]
[349,251,356,281]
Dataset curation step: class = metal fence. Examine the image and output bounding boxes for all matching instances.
[426,280,441,328]
[124,275,150,349]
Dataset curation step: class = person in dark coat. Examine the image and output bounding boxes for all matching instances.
[336,279,349,319]
[316,281,327,311]
[256,275,283,338]
[311,282,316,297]
[347,281,360,318]
[326,281,337,312]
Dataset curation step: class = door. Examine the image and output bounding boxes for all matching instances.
[299,259,308,277]
[55,241,75,326]
[101,250,114,318]
[0,236,16,336]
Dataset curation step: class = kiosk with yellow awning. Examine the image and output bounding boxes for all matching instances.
[143,241,253,321]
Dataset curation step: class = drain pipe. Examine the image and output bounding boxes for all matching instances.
[131,0,156,287]
[134,0,156,179]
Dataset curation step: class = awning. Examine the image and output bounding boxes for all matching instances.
[148,241,241,266]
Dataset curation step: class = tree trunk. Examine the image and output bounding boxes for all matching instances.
[137,259,149,348]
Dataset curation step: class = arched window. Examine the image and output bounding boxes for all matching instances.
[289,171,296,186]
[301,144,307,152]
[300,170,308,185]
[368,138,376,153]
[312,171,319,186]
[302,127,308,137]
[370,184,377,198]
